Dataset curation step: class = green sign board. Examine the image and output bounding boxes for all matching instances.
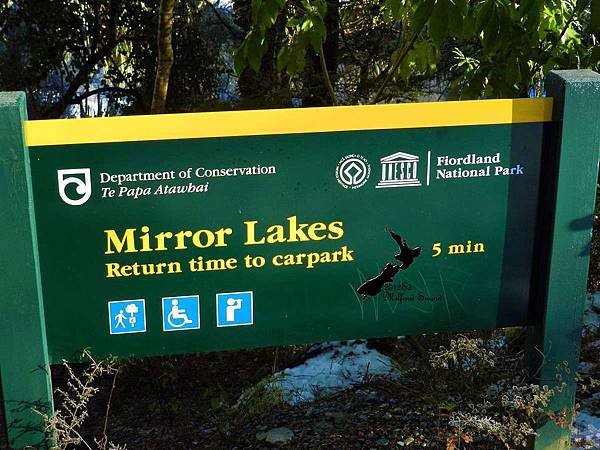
[1,70,599,449]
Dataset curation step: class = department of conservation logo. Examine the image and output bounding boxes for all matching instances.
[335,154,371,189]
[57,168,92,206]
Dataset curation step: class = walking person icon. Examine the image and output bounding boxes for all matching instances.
[114,310,126,329]
[108,299,147,335]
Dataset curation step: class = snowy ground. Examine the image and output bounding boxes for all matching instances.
[268,340,400,404]
[574,292,600,449]
[263,293,600,447]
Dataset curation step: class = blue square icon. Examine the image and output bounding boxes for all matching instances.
[108,299,146,335]
[162,295,200,331]
[216,291,253,327]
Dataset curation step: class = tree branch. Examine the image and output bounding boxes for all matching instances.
[319,42,337,105]
[42,38,125,118]
[370,28,421,104]
[70,86,141,104]
[202,0,244,39]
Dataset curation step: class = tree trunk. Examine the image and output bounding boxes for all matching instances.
[151,0,176,114]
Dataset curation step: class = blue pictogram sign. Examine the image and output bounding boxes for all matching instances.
[216,291,253,327]
[162,295,200,331]
[108,299,146,334]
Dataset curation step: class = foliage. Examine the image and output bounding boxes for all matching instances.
[0,0,236,118]
[3,0,598,112]
[233,375,286,421]
[35,350,122,450]
[378,333,571,449]
[236,0,600,102]
[449,0,600,98]
[430,335,570,450]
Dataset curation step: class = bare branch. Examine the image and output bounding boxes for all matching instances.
[202,0,244,39]
[319,42,337,105]
[70,86,140,104]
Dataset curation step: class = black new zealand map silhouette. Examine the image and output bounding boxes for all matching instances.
[357,229,421,299]
[388,228,422,269]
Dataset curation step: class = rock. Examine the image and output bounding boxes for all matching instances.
[256,432,266,441]
[265,427,294,444]
[383,412,393,420]
[376,437,389,446]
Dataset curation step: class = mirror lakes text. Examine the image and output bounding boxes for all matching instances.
[103,216,354,277]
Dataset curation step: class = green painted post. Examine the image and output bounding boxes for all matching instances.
[529,70,600,449]
[0,92,53,449]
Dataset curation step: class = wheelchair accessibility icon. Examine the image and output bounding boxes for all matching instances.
[162,295,200,331]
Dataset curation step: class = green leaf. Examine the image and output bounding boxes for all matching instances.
[316,0,327,17]
[276,46,291,72]
[301,18,313,31]
[384,0,404,20]
[429,0,449,47]
[475,0,495,32]
[413,0,436,33]
[462,13,477,38]
[287,45,307,75]
[397,50,412,80]
[482,8,500,52]
[246,32,267,72]
[308,31,322,52]
[522,0,542,31]
[251,0,262,24]
[233,43,248,75]
[447,0,467,36]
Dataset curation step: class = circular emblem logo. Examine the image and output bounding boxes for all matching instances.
[335,154,371,189]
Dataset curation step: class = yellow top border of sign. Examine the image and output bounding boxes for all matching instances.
[24,97,553,147]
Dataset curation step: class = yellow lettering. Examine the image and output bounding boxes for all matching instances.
[106,263,122,277]
[174,230,193,250]
[307,223,327,241]
[266,224,286,244]
[244,220,265,245]
[155,232,173,251]
[327,221,344,239]
[214,228,233,247]
[105,229,137,254]
[192,230,215,248]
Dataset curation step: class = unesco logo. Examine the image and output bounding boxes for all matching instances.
[57,168,92,206]
[335,154,371,189]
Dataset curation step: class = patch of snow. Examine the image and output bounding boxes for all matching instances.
[268,340,400,405]
[579,362,595,375]
[487,336,506,350]
[573,412,600,449]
